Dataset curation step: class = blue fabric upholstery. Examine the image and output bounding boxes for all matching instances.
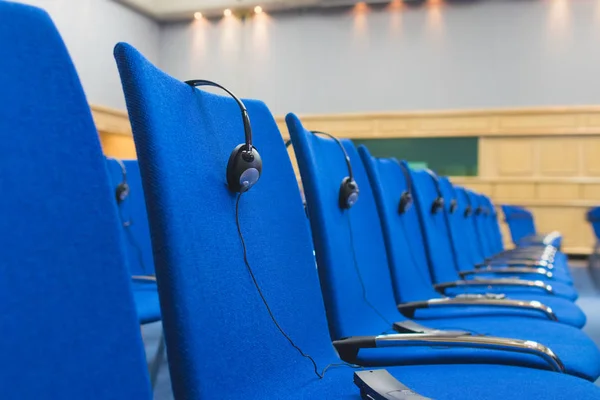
[442,184,572,284]
[105,159,156,277]
[588,206,600,241]
[475,194,571,282]
[0,3,151,398]
[358,149,585,328]
[410,170,577,300]
[465,192,574,291]
[114,42,600,398]
[502,205,562,248]
[114,42,357,399]
[106,158,161,324]
[287,117,600,380]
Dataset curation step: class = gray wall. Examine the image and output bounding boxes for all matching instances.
[159,0,600,115]
[21,0,160,109]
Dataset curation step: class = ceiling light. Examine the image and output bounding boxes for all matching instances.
[254,6,263,14]
[194,12,202,20]
[224,8,232,17]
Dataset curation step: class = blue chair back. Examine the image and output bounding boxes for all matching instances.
[437,177,482,267]
[358,148,441,302]
[478,195,506,254]
[287,115,400,338]
[454,186,488,263]
[114,43,346,399]
[587,206,600,241]
[0,3,151,398]
[502,205,537,245]
[408,169,462,282]
[106,158,155,276]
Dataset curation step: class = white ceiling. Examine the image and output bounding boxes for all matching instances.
[114,0,388,21]
[115,0,320,20]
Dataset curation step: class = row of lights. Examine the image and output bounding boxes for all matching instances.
[194,5,263,20]
[192,0,444,20]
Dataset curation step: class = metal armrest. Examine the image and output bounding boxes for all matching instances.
[333,332,565,373]
[434,279,554,294]
[476,260,553,269]
[132,275,157,283]
[397,297,557,321]
[486,254,554,263]
[459,267,553,279]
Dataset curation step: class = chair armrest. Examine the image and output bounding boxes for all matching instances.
[476,260,552,269]
[397,297,557,321]
[434,279,554,294]
[333,332,564,373]
[132,275,157,283]
[459,267,553,279]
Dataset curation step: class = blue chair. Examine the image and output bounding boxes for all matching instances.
[468,192,573,286]
[502,205,562,249]
[412,172,577,301]
[286,115,600,380]
[105,157,164,387]
[456,188,558,268]
[356,150,585,328]
[475,193,572,281]
[437,183,573,285]
[114,42,600,399]
[586,207,600,242]
[106,157,161,325]
[586,206,600,288]
[0,2,152,398]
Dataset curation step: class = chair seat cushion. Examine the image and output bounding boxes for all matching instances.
[132,282,161,324]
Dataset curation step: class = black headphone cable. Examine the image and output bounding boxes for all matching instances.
[234,192,361,379]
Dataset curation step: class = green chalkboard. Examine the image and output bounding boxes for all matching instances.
[353,137,478,176]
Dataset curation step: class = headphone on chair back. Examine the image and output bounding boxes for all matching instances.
[396,161,413,214]
[310,131,359,209]
[113,158,130,205]
[186,80,262,193]
[423,169,444,214]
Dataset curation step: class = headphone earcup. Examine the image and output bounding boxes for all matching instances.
[449,199,457,214]
[227,144,263,192]
[339,177,359,209]
[398,192,412,214]
[430,197,444,214]
[115,183,130,204]
[464,206,472,217]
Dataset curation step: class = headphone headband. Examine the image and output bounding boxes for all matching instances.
[185,79,253,153]
[310,131,359,209]
[186,79,262,193]
[310,131,354,180]
[397,160,413,195]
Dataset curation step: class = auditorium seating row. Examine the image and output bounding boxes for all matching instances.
[2,2,599,399]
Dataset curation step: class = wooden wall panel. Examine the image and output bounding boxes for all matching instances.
[582,137,600,176]
[494,183,536,201]
[537,183,579,201]
[538,140,580,176]
[92,104,600,255]
[496,140,535,176]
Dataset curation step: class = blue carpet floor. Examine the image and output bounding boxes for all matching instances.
[144,261,600,398]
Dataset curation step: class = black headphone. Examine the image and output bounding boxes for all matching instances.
[112,158,130,205]
[423,169,444,214]
[396,161,413,214]
[186,80,262,193]
[464,205,473,217]
[310,131,359,209]
[449,199,458,214]
[460,188,473,217]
